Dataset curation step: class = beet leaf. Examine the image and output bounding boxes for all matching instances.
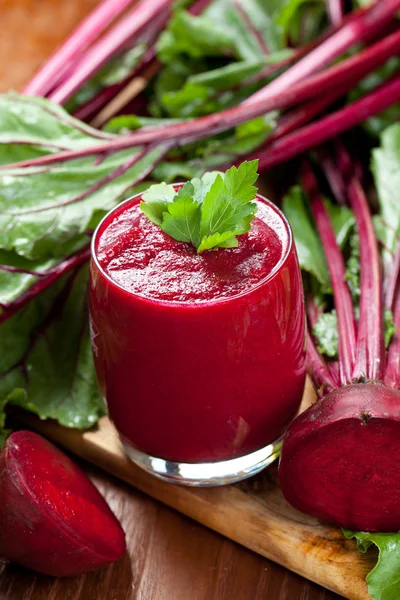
[0,266,105,439]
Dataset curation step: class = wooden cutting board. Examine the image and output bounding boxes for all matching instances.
[14,382,375,600]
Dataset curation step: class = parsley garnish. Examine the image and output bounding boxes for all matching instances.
[140,160,259,252]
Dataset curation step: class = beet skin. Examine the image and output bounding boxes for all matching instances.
[0,431,126,576]
[279,383,400,532]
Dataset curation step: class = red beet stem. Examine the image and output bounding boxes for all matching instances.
[243,0,400,106]
[254,74,400,171]
[317,149,347,204]
[385,240,400,386]
[72,0,214,122]
[302,161,356,385]
[306,331,338,392]
[49,0,173,105]
[244,4,368,87]
[327,0,345,26]
[24,0,138,97]
[385,240,400,310]
[246,71,354,155]
[6,28,400,172]
[385,280,400,388]
[335,144,385,381]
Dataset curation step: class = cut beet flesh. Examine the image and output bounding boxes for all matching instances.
[279,383,400,532]
[0,431,126,576]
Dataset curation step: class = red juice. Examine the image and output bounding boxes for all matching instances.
[90,192,306,466]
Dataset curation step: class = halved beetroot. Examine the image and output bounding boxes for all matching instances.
[279,383,400,532]
[0,430,126,576]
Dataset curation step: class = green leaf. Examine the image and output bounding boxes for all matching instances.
[0,93,110,166]
[0,266,105,430]
[204,0,326,56]
[0,94,167,261]
[283,186,356,293]
[384,308,397,349]
[152,0,322,120]
[0,251,57,310]
[157,11,238,64]
[324,199,355,248]
[283,186,330,290]
[141,181,177,225]
[140,160,259,252]
[344,530,400,600]
[372,124,400,271]
[199,161,259,243]
[188,54,292,90]
[104,114,186,134]
[161,186,202,248]
[198,231,239,252]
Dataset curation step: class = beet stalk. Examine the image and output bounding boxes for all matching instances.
[385,241,400,388]
[7,27,400,172]
[279,145,400,532]
[49,0,173,105]
[24,0,138,97]
[301,162,356,385]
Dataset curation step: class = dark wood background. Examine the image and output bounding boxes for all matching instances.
[0,1,343,598]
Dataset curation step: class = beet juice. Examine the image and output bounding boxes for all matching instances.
[90,190,306,485]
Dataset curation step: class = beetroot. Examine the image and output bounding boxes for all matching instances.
[278,144,400,532]
[0,431,126,576]
[279,384,400,532]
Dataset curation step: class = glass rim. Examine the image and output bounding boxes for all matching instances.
[91,185,295,309]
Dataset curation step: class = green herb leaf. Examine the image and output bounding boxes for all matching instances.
[140,160,259,252]
[160,185,202,248]
[199,161,258,243]
[344,530,400,600]
[141,181,177,225]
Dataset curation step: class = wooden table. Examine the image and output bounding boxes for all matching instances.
[0,1,343,598]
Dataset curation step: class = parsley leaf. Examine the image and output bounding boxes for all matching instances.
[160,184,202,248]
[140,161,259,252]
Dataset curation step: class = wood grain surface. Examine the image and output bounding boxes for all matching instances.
[0,461,340,600]
[0,1,373,599]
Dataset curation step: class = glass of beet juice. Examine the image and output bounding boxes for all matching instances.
[90,182,306,486]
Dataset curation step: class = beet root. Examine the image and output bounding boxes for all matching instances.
[0,431,126,576]
[279,383,400,532]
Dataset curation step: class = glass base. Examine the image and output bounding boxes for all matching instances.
[121,438,282,487]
